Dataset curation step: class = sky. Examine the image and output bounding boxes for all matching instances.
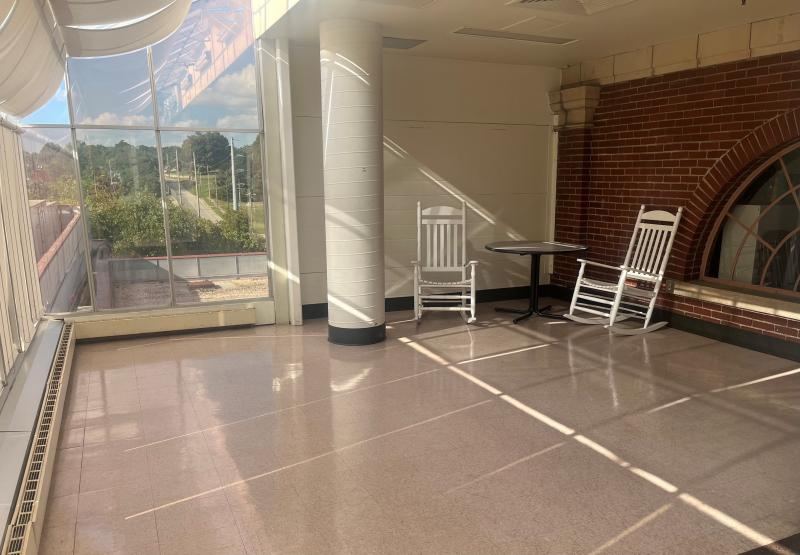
[21,80,70,125]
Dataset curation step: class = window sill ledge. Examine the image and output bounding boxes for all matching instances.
[670,281,800,321]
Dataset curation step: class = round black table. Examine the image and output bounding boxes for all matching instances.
[485,241,588,323]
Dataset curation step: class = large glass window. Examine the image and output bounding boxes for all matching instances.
[705,143,800,295]
[68,51,154,127]
[17,0,269,313]
[159,131,269,303]
[20,79,70,126]
[21,127,89,312]
[77,129,169,309]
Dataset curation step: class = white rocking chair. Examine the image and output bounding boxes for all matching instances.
[412,201,478,323]
[565,205,683,335]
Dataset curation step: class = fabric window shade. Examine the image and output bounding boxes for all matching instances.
[58,0,192,57]
[0,0,66,117]
[51,0,178,27]
[0,0,191,117]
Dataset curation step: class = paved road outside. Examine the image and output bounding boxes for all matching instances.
[167,179,222,223]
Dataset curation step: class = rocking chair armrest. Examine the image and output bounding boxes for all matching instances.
[465,260,479,266]
[411,260,420,266]
[577,259,623,272]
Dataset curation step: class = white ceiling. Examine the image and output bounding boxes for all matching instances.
[265,0,799,67]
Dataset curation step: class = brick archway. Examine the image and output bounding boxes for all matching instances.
[681,107,800,281]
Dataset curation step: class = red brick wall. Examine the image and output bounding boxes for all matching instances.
[552,128,592,286]
[659,294,800,343]
[552,50,800,343]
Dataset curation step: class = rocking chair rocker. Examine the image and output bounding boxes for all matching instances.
[565,205,683,335]
[412,201,478,323]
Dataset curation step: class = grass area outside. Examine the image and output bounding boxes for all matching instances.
[194,175,227,218]
[193,174,266,235]
[245,201,266,235]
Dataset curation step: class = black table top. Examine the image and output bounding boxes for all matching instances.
[485,241,588,255]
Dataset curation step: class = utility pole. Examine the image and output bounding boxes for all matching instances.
[175,147,182,206]
[230,138,238,210]
[193,151,200,217]
[206,164,216,204]
[248,191,253,233]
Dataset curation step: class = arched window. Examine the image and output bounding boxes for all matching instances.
[703,141,800,296]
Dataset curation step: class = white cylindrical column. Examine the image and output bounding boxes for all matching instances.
[320,19,385,345]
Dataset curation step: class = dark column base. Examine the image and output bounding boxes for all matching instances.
[328,323,386,345]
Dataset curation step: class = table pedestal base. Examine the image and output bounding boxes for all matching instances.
[494,254,564,324]
[495,305,561,323]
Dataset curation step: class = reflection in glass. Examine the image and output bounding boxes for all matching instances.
[21,127,89,312]
[738,162,788,206]
[21,80,70,125]
[708,146,800,293]
[76,129,169,309]
[69,51,154,127]
[152,0,258,130]
[764,234,800,290]
[160,131,269,303]
[785,148,800,186]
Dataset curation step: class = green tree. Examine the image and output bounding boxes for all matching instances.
[86,191,166,257]
[78,140,160,198]
[218,208,265,252]
[85,192,264,257]
[23,141,79,204]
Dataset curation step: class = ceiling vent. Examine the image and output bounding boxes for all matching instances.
[510,0,636,15]
[383,36,427,49]
[361,0,437,7]
[454,27,576,45]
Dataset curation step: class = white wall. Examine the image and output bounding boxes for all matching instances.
[290,46,560,305]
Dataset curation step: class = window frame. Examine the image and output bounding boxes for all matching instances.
[17,3,274,314]
[701,140,800,298]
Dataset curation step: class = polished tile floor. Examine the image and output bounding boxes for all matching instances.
[41,301,800,554]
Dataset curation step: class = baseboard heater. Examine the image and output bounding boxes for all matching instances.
[2,324,75,555]
[69,304,257,340]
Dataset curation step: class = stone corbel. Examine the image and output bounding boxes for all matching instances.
[549,85,600,129]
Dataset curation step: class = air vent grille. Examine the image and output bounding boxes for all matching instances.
[2,323,74,555]
[361,0,436,7]
[383,36,427,49]
[511,0,636,15]
[454,27,576,45]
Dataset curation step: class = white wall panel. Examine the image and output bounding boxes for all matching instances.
[383,55,557,126]
[290,45,560,305]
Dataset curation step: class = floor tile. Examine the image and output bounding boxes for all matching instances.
[42,304,800,554]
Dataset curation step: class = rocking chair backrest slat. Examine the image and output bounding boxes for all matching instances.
[643,228,660,273]
[640,226,657,269]
[648,228,668,273]
[417,202,467,272]
[623,205,683,280]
